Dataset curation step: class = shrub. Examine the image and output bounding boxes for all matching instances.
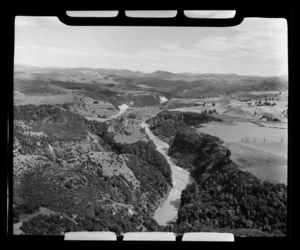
[128,113,137,119]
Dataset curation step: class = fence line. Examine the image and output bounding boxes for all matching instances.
[240,136,286,143]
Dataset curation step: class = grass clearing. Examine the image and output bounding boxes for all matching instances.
[197,122,287,184]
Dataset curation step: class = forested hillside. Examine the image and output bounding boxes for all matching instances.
[113,140,173,185]
[167,130,287,236]
[147,110,221,143]
[13,104,172,235]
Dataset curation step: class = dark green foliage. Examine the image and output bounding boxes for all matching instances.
[13,203,39,223]
[14,104,172,235]
[164,102,201,110]
[14,126,49,155]
[169,129,287,236]
[177,174,287,235]
[14,104,85,124]
[16,151,166,235]
[84,120,173,185]
[125,155,171,209]
[169,130,231,178]
[21,212,144,236]
[173,222,281,237]
[84,119,115,149]
[260,115,281,122]
[147,110,221,142]
[21,214,79,235]
[20,167,81,215]
[14,105,88,142]
[115,141,172,185]
[59,103,72,110]
[127,113,137,119]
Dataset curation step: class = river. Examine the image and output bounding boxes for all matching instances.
[140,122,195,226]
[109,104,129,119]
[86,104,129,122]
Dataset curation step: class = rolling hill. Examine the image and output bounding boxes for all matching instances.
[14,65,288,101]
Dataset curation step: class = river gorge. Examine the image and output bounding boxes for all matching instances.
[140,122,195,226]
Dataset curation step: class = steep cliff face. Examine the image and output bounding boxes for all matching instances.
[169,130,231,180]
[147,110,221,143]
[168,129,287,237]
[115,140,173,185]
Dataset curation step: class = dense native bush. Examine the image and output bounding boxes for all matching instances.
[21,210,160,236]
[17,159,164,235]
[14,105,88,141]
[148,112,287,236]
[168,130,287,236]
[84,119,115,149]
[176,176,287,235]
[125,155,171,207]
[147,110,221,142]
[114,141,172,185]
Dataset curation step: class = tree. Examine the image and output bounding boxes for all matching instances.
[194,183,199,198]
[128,113,137,119]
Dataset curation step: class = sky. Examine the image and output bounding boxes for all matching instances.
[14,14,288,76]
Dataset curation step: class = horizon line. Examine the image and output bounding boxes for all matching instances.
[14,63,288,78]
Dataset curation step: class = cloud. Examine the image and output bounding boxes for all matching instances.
[135,39,221,61]
[193,35,263,59]
[14,17,288,76]
[14,43,119,67]
[193,18,287,62]
[158,40,181,51]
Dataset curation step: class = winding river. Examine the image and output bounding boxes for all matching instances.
[140,122,195,226]
[109,104,129,119]
[86,104,129,122]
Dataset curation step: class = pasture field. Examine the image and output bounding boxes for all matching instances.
[197,122,287,184]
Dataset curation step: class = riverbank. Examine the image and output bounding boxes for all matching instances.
[140,122,195,226]
[151,184,172,218]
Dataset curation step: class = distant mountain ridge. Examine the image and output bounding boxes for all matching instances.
[14,65,288,99]
[14,64,288,79]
